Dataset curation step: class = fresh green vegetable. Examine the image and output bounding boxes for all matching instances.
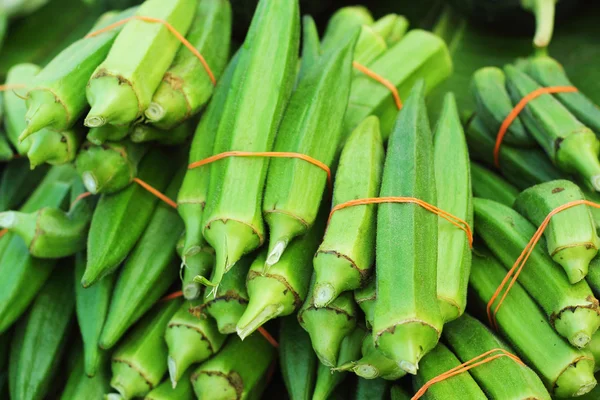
[0,131,12,161]
[176,234,213,300]
[353,26,387,66]
[86,124,131,145]
[354,378,390,400]
[130,122,192,146]
[321,6,373,52]
[372,14,409,47]
[470,162,519,207]
[145,370,194,400]
[3,63,39,154]
[354,278,376,329]
[335,335,406,380]
[0,158,48,212]
[279,315,318,400]
[297,15,321,84]
[390,385,411,400]
[26,127,83,168]
[59,346,111,400]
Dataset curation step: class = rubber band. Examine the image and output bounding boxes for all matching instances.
[412,348,524,400]
[493,86,578,168]
[188,151,333,192]
[85,16,216,86]
[71,191,93,208]
[0,228,7,239]
[487,199,600,330]
[132,177,178,209]
[352,61,402,110]
[160,290,184,302]
[328,197,473,247]
[0,84,27,91]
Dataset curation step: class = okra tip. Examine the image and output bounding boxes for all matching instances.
[264,212,307,270]
[313,283,338,308]
[265,239,287,270]
[167,356,181,389]
[21,98,64,141]
[555,247,592,284]
[110,360,151,399]
[85,80,138,128]
[105,394,123,400]
[553,305,600,348]
[554,357,596,397]
[0,211,18,228]
[236,302,285,340]
[82,171,100,194]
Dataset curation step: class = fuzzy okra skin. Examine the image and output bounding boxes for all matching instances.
[85,0,196,127]
[354,378,390,400]
[321,6,373,52]
[298,275,358,367]
[262,30,357,269]
[201,254,252,334]
[26,127,83,168]
[297,15,321,84]
[524,56,600,135]
[109,300,181,400]
[313,116,384,308]
[344,30,452,141]
[83,148,178,287]
[59,346,111,400]
[145,370,193,400]
[145,0,232,130]
[335,335,406,380]
[164,300,226,388]
[279,315,318,400]
[75,140,149,195]
[470,162,519,207]
[470,66,534,147]
[372,14,409,47]
[373,81,443,375]
[469,249,597,398]
[354,278,376,328]
[9,265,75,400]
[390,385,411,400]
[3,63,39,155]
[0,158,48,212]
[444,314,551,399]
[433,93,473,322]
[0,164,77,333]
[514,180,600,283]
[412,343,487,400]
[86,124,131,145]
[191,333,277,400]
[21,8,137,138]
[353,26,387,66]
[201,0,299,293]
[505,65,600,191]
[99,170,184,349]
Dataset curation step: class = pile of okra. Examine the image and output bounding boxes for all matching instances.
[2,0,600,399]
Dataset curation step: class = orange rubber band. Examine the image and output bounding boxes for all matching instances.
[188,151,333,191]
[71,191,93,208]
[493,86,578,168]
[133,177,178,209]
[328,197,473,248]
[353,61,402,110]
[160,290,184,302]
[487,199,600,330]
[86,16,216,86]
[412,348,524,400]
[0,84,27,91]
[0,228,7,239]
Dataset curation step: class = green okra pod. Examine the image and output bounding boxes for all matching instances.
[524,56,600,135]
[353,26,387,66]
[321,6,373,52]
[433,93,473,322]
[164,300,226,388]
[26,127,83,168]
[59,346,111,400]
[354,378,390,400]
[313,116,384,308]
[9,265,75,400]
[470,161,519,207]
[75,140,149,195]
[99,170,184,348]
[444,313,551,399]
[587,255,600,298]
[470,248,597,398]
[176,234,214,300]
[412,343,487,400]
[3,63,39,154]
[279,315,318,400]
[0,158,48,212]
[390,385,411,400]
[0,131,12,161]
[21,8,137,138]
[191,333,277,400]
[85,0,196,127]
[201,0,299,292]
[130,122,192,146]
[87,124,131,145]
[0,164,77,333]
[354,278,376,329]
[145,371,193,400]
[372,14,409,47]
[297,15,321,84]
[514,180,600,283]
[505,65,600,191]
[145,0,232,130]
[109,299,181,400]
[588,330,600,372]
[475,198,600,347]
[298,276,358,367]
[200,254,252,334]
[471,66,534,147]
[335,335,406,380]
[262,23,357,270]
[83,148,178,287]
[373,81,443,375]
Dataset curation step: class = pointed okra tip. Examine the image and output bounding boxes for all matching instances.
[313,283,336,308]
[265,239,287,270]
[399,360,418,375]
[168,356,179,389]
[0,211,18,228]
[105,394,123,400]
[145,102,166,122]
[82,171,99,194]
[236,303,284,340]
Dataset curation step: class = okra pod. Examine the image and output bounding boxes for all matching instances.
[344,30,452,141]
[145,0,232,130]
[353,26,387,66]
[201,254,252,334]
[469,248,597,398]
[354,278,376,329]
[433,93,473,322]
[390,386,411,400]
[298,276,358,367]
[21,8,136,138]
[201,0,299,291]
[59,346,111,400]
[9,265,74,400]
[514,180,600,283]
[475,198,600,347]
[470,161,519,207]
[26,127,83,168]
[279,315,318,400]
[321,6,373,52]
[354,378,390,400]
[87,124,131,145]
[373,81,443,374]
[412,343,487,400]
[524,56,600,135]
[85,0,196,127]
[313,116,384,307]
[297,15,321,84]
[3,63,39,154]
[262,29,357,269]
[191,333,277,400]
[505,65,600,191]
[335,335,406,380]
[0,158,48,212]
[130,122,192,146]
[99,170,184,348]
[444,314,551,399]
[75,140,149,194]
[176,234,213,300]
[372,14,409,47]
[109,300,181,400]
[471,66,534,147]
[0,131,12,161]
[588,330,600,372]
[145,371,193,400]
[164,300,226,387]
[83,148,178,287]
[587,255,600,298]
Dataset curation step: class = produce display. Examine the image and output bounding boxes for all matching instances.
[1,0,600,399]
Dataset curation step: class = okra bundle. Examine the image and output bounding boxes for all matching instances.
[320,6,373,53]
[279,315,318,400]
